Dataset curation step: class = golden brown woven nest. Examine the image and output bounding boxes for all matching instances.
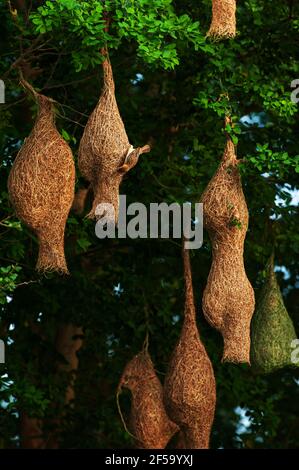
[251,254,299,374]
[163,247,216,449]
[207,0,236,40]
[78,48,150,222]
[200,127,255,364]
[118,350,179,449]
[8,79,75,274]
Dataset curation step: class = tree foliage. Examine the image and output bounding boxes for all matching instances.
[0,0,298,449]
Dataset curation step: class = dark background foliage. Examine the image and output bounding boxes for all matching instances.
[0,0,298,449]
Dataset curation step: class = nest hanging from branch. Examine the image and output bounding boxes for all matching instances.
[78,48,150,222]
[8,79,75,274]
[163,247,216,449]
[118,350,178,449]
[200,125,255,363]
[207,0,237,40]
[251,255,298,374]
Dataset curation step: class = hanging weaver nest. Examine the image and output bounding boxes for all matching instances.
[118,350,179,449]
[207,0,236,40]
[78,48,150,222]
[163,247,216,449]
[200,128,255,364]
[8,79,75,274]
[251,255,298,374]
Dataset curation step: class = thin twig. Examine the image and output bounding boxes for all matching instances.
[42,74,97,91]
[16,280,39,288]
[116,390,136,440]
[56,102,90,118]
[55,111,85,127]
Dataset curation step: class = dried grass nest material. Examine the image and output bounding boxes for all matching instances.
[163,247,216,449]
[118,350,179,449]
[200,132,255,364]
[8,80,75,274]
[207,0,236,40]
[78,49,150,222]
[251,255,298,374]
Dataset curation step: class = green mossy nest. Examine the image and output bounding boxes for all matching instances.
[251,255,298,374]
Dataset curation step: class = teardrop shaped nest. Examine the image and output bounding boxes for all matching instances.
[78,49,150,222]
[200,133,255,363]
[251,254,298,374]
[118,350,179,449]
[163,247,216,449]
[8,80,75,274]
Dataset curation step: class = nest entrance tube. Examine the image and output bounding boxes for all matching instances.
[7,79,75,274]
[251,255,298,374]
[78,47,150,222]
[207,0,236,40]
[200,127,255,364]
[163,246,216,449]
[36,227,68,273]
